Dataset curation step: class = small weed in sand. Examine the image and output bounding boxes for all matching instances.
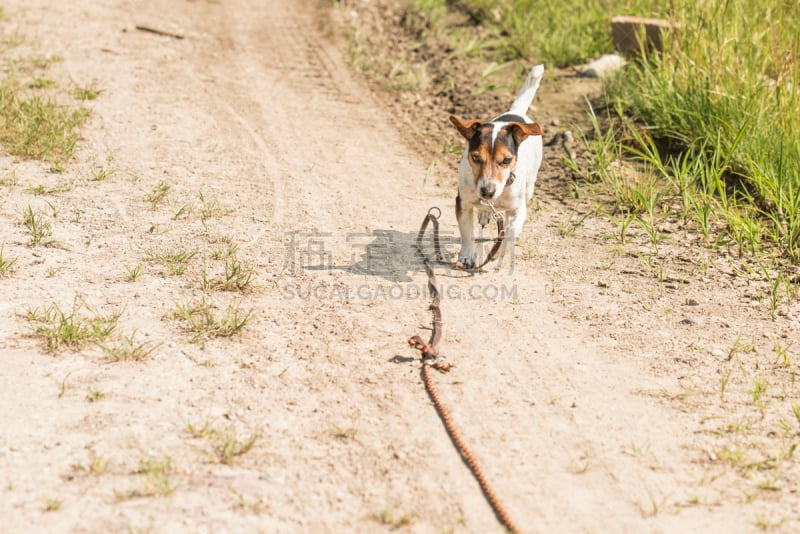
[207,431,259,464]
[22,299,121,353]
[198,192,229,220]
[144,247,197,275]
[29,77,56,89]
[749,377,769,407]
[0,170,18,186]
[29,182,73,195]
[201,257,255,292]
[86,389,105,402]
[791,402,800,425]
[210,241,238,260]
[69,450,109,477]
[567,452,591,474]
[185,421,259,464]
[90,166,114,181]
[720,370,732,402]
[369,507,413,528]
[775,343,792,367]
[123,263,145,281]
[72,84,101,101]
[87,451,108,475]
[330,425,358,441]
[102,333,160,362]
[21,205,53,246]
[0,245,16,277]
[172,298,251,342]
[43,498,62,512]
[728,335,756,360]
[755,512,786,531]
[145,181,171,209]
[172,201,195,220]
[236,494,266,515]
[185,420,217,439]
[136,455,178,497]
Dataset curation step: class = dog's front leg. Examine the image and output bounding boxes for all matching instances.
[456,194,476,268]
[500,205,527,263]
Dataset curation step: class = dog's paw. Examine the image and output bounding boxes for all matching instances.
[455,252,476,270]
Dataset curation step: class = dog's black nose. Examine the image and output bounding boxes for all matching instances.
[480,184,496,198]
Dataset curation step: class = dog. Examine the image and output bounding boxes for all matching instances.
[449,64,545,269]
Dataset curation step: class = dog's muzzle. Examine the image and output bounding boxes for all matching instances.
[479,182,496,199]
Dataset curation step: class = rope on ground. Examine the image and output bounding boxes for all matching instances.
[408,206,520,534]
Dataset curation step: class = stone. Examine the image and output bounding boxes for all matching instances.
[612,16,677,55]
[579,54,626,78]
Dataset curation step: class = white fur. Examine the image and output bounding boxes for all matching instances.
[456,64,545,268]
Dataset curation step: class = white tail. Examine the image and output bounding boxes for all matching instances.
[508,64,545,116]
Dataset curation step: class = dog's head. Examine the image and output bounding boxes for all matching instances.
[450,116,543,200]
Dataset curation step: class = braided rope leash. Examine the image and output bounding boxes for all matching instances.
[408,206,520,534]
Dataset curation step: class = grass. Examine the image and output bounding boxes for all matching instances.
[124,262,145,281]
[43,498,62,512]
[198,192,230,220]
[369,507,413,529]
[458,0,668,67]
[0,87,90,162]
[22,298,122,353]
[145,181,171,209]
[205,431,259,464]
[72,84,101,101]
[172,298,252,342]
[201,257,255,292]
[135,455,178,497]
[144,247,197,275]
[601,1,800,266]
[21,205,54,246]
[90,166,114,181]
[0,35,90,163]
[0,244,16,277]
[185,421,259,464]
[101,332,160,362]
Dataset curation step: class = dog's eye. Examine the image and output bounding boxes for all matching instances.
[499,157,512,166]
[470,153,483,164]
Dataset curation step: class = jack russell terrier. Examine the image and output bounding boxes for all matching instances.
[449,64,545,269]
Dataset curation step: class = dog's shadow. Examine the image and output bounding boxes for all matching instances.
[303,228,498,282]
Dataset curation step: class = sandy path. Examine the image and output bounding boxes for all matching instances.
[0,1,778,532]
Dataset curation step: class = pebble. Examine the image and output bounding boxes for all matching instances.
[685,298,699,306]
[680,317,701,325]
[579,54,626,78]
[711,348,726,358]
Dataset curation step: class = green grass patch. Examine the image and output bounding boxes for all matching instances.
[22,298,122,353]
[0,85,90,162]
[172,298,252,343]
[0,27,90,162]
[601,1,800,263]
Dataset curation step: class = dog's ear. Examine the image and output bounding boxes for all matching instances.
[450,116,482,140]
[507,122,544,144]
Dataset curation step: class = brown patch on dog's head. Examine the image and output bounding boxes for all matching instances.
[450,115,493,179]
[449,116,482,141]
[506,121,544,144]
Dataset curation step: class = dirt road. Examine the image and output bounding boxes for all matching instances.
[1,1,797,532]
